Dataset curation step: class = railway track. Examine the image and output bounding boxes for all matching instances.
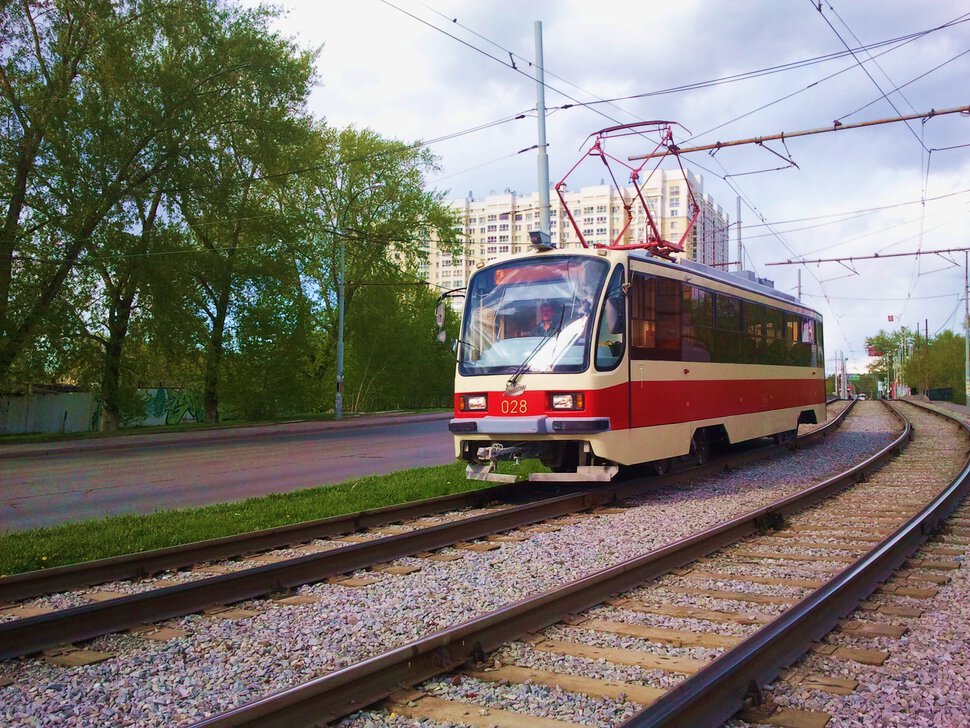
[0,402,854,662]
[187,399,970,727]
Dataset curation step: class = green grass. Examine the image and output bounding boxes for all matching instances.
[0,458,546,577]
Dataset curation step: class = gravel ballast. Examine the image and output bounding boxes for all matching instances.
[0,403,906,727]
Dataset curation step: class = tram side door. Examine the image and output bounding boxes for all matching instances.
[593,264,630,429]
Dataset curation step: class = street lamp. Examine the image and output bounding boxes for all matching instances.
[334,182,384,420]
[336,235,346,419]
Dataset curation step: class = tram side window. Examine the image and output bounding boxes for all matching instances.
[764,307,785,365]
[682,285,712,362]
[631,273,681,360]
[595,266,626,370]
[714,294,741,363]
[656,278,682,356]
[785,313,812,366]
[742,301,765,362]
[815,320,824,367]
[630,273,656,354]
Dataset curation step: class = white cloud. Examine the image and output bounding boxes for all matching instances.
[252,0,970,373]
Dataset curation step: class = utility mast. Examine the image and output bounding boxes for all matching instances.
[534,21,551,244]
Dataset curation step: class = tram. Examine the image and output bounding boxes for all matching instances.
[448,248,825,481]
[446,121,826,481]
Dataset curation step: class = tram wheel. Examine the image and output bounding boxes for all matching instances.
[651,458,672,476]
[690,430,710,466]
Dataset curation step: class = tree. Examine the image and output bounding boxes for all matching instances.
[300,125,461,406]
[865,328,917,394]
[915,330,966,405]
[343,276,457,412]
[169,4,316,423]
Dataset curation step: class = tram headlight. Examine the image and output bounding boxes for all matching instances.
[550,392,585,411]
[460,394,488,411]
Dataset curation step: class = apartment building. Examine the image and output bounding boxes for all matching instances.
[419,168,731,300]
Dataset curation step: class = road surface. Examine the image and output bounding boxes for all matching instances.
[0,415,455,532]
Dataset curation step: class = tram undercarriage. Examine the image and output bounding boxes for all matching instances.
[460,438,619,483]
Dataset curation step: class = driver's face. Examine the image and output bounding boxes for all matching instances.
[540,305,553,320]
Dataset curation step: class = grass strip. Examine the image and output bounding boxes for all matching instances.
[0,459,545,577]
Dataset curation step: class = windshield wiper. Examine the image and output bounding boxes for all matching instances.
[505,310,565,395]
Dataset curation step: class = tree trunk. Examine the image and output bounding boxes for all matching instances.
[203,284,230,424]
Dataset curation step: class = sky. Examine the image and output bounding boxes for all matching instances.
[247,0,970,375]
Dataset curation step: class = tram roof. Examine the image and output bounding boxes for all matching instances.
[498,246,817,317]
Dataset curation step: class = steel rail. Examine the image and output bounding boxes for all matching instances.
[0,402,853,662]
[0,400,853,604]
[0,478,534,603]
[621,399,970,727]
[190,400,897,728]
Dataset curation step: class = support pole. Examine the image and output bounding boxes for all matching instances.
[736,197,742,272]
[535,21,551,240]
[336,239,345,420]
[965,252,969,405]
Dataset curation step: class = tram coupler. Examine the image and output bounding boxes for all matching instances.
[465,462,517,483]
[465,444,522,482]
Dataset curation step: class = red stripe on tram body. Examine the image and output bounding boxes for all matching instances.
[455,377,823,431]
[628,377,825,428]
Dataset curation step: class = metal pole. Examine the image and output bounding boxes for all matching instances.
[735,197,742,271]
[797,268,801,302]
[535,21,550,239]
[336,238,345,420]
[965,252,969,405]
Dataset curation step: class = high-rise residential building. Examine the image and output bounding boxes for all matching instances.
[421,168,730,302]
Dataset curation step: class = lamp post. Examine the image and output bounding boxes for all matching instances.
[336,236,346,420]
[334,182,383,420]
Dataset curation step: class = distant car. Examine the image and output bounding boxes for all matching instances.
[857,393,867,400]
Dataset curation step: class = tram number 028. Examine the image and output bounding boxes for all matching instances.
[500,398,528,415]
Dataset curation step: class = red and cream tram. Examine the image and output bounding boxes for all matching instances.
[449,247,826,481]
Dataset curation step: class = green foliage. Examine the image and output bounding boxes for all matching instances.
[0,0,463,427]
[344,278,457,411]
[0,460,547,575]
[866,327,966,404]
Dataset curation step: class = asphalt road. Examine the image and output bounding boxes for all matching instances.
[0,416,455,532]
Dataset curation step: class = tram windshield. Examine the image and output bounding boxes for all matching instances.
[459,255,609,376]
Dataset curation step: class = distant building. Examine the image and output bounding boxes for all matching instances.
[420,169,730,303]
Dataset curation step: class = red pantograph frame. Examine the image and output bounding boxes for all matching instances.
[554,121,700,260]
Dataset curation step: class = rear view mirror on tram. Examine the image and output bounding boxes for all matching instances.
[606,296,625,334]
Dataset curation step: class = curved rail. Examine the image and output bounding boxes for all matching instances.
[622,398,970,726]
[191,399,903,728]
[0,401,854,662]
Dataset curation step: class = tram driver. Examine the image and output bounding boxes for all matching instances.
[534,301,557,336]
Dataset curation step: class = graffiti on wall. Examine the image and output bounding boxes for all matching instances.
[147,388,204,425]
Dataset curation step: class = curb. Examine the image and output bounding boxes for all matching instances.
[0,411,452,461]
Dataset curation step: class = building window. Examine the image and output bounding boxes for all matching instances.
[487,235,497,243]
[499,212,510,221]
